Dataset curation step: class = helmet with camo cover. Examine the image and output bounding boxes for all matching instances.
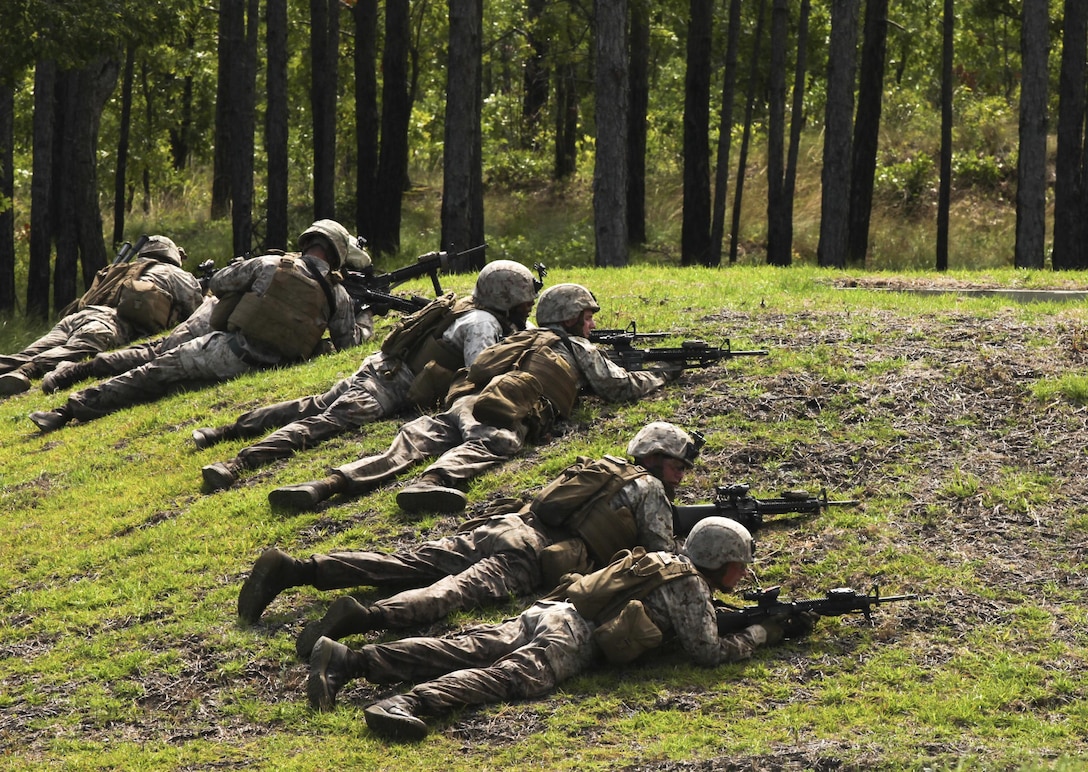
[683,516,754,569]
[298,219,353,270]
[626,422,700,468]
[472,260,538,311]
[535,283,600,326]
[138,235,185,267]
[345,234,372,270]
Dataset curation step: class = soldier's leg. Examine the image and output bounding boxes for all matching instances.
[66,333,253,422]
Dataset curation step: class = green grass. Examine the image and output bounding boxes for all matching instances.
[4,265,1088,768]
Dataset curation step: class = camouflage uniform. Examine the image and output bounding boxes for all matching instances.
[214,307,506,472]
[298,474,676,634]
[321,327,667,500]
[44,296,221,392]
[32,253,365,429]
[0,258,202,377]
[306,553,770,734]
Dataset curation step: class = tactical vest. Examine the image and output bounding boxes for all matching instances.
[379,294,479,408]
[544,547,700,664]
[225,257,333,360]
[530,455,650,566]
[446,329,580,427]
[61,260,179,332]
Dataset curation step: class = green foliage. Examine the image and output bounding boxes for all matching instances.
[874,154,935,210]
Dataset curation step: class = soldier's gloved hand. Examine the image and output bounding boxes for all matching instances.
[650,362,685,382]
[754,622,784,646]
[781,610,819,639]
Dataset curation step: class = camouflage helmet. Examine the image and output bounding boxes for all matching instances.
[298,219,353,270]
[535,283,600,326]
[345,235,372,270]
[626,422,700,468]
[683,516,754,569]
[472,260,538,311]
[139,235,185,267]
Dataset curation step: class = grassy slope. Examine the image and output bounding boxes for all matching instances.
[3,265,1088,770]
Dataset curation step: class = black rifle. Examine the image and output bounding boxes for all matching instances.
[601,338,769,371]
[113,235,150,265]
[673,483,858,537]
[340,243,488,316]
[715,584,916,636]
[589,321,673,347]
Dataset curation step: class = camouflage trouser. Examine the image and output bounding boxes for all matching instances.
[360,600,598,715]
[231,353,415,469]
[65,331,269,422]
[0,308,128,375]
[311,514,551,629]
[88,303,212,378]
[334,393,530,490]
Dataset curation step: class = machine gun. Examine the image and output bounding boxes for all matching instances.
[112,235,150,265]
[588,321,673,347]
[673,483,858,537]
[340,243,488,316]
[601,338,768,371]
[715,584,916,636]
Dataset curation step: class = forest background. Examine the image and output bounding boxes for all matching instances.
[0,0,1083,330]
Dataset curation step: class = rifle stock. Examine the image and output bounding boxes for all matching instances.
[673,483,858,536]
[715,584,916,636]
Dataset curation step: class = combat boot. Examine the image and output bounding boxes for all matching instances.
[307,636,368,711]
[296,596,377,660]
[0,364,38,396]
[29,406,72,433]
[237,547,311,624]
[396,472,468,515]
[267,473,347,511]
[363,695,428,741]
[201,459,243,492]
[191,425,239,449]
[41,360,95,394]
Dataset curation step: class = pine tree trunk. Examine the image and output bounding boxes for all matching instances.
[373,0,411,255]
[1014,0,1049,269]
[681,0,712,266]
[1053,0,1087,270]
[266,0,290,251]
[816,0,858,269]
[354,0,380,242]
[593,0,629,266]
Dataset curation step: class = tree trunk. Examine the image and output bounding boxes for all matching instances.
[28,60,56,319]
[311,0,339,221]
[627,0,649,246]
[1052,0,1087,270]
[0,80,14,313]
[936,0,952,271]
[710,0,742,267]
[354,0,379,242]
[53,59,119,310]
[211,0,237,221]
[782,0,811,262]
[228,0,258,256]
[113,45,135,248]
[266,0,289,251]
[168,31,195,172]
[766,0,790,266]
[554,62,578,180]
[681,0,712,266]
[847,0,888,267]
[522,0,549,149]
[442,0,485,270]
[593,0,629,267]
[729,0,768,264]
[373,0,411,255]
[1014,0,1048,270]
[816,0,859,269]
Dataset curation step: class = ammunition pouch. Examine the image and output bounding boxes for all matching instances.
[407,360,458,409]
[116,278,174,332]
[539,537,591,590]
[593,600,663,664]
